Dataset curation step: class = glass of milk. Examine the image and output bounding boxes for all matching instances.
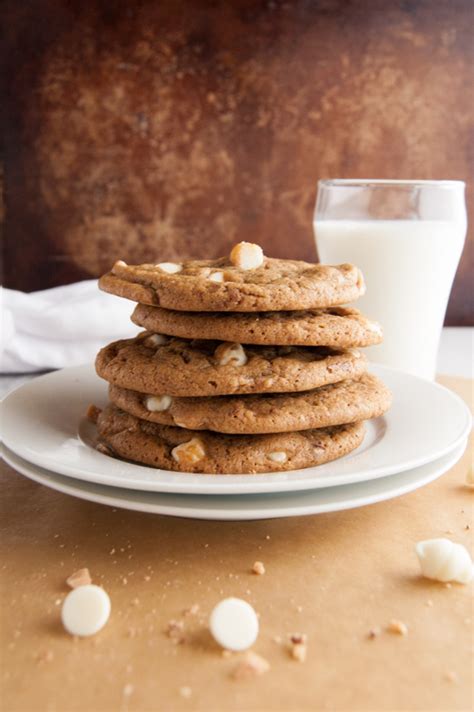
[314,180,467,380]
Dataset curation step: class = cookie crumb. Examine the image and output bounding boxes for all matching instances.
[425,600,433,607]
[182,604,200,617]
[179,686,192,699]
[122,683,134,697]
[165,619,185,644]
[290,634,307,662]
[232,651,270,679]
[86,404,101,423]
[272,635,282,644]
[35,649,54,664]
[367,627,381,639]
[444,671,459,684]
[66,567,92,589]
[445,582,452,589]
[387,619,408,636]
[96,442,112,456]
[252,561,265,575]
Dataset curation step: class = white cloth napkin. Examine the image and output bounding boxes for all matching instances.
[1,281,138,373]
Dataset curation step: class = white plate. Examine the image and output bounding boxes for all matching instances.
[0,364,471,495]
[1,441,467,520]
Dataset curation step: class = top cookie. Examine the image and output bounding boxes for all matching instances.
[131,304,382,348]
[99,242,366,312]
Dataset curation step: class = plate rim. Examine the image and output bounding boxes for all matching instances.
[0,363,471,496]
[1,440,467,521]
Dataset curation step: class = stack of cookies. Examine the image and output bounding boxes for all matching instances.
[92,242,391,474]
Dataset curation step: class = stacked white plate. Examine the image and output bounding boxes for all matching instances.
[1,365,471,520]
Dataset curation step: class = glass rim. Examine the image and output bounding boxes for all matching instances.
[318,179,465,188]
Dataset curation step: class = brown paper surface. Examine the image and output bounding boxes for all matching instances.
[1,376,473,712]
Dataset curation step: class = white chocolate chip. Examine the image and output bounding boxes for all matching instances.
[348,348,361,358]
[209,597,259,651]
[61,585,111,637]
[114,259,127,268]
[268,451,287,463]
[155,262,183,274]
[415,538,474,584]
[208,271,224,283]
[214,342,248,366]
[171,438,206,466]
[230,242,264,270]
[144,333,168,347]
[66,568,92,589]
[145,395,172,412]
[367,321,383,335]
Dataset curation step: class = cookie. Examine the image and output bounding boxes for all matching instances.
[108,373,391,434]
[131,303,382,348]
[98,242,365,312]
[95,333,368,397]
[95,404,366,474]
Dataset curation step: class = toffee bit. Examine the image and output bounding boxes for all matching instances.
[387,619,408,636]
[66,568,92,589]
[252,561,265,575]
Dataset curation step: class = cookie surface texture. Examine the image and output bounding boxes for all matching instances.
[99,256,365,312]
[131,304,382,348]
[96,405,366,474]
[95,334,368,397]
[108,373,391,434]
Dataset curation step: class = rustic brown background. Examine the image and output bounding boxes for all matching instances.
[2,0,473,324]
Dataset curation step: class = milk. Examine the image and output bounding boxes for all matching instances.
[314,219,466,379]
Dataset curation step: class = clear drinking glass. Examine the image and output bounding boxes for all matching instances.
[314,180,467,380]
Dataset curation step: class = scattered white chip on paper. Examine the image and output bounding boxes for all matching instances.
[61,584,111,636]
[415,538,473,584]
[209,597,259,651]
